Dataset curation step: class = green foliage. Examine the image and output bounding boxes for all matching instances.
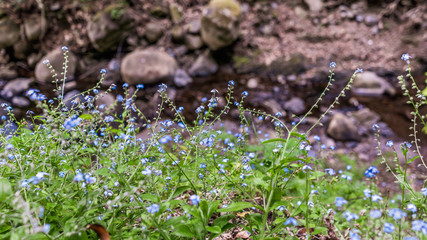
[0,50,425,240]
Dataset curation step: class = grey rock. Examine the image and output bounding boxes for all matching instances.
[174,68,192,87]
[24,15,47,41]
[170,4,184,24]
[364,14,378,26]
[87,6,131,52]
[145,22,165,43]
[0,66,17,79]
[1,78,33,99]
[267,54,307,76]
[327,112,360,141]
[247,78,258,89]
[95,91,115,110]
[121,49,178,85]
[352,71,396,97]
[262,99,284,115]
[184,34,204,50]
[101,58,121,87]
[63,90,83,110]
[12,96,30,107]
[27,52,42,67]
[13,40,30,59]
[284,97,305,115]
[173,46,188,57]
[64,81,77,91]
[351,108,380,126]
[171,26,185,42]
[35,48,78,84]
[200,0,242,50]
[0,18,20,48]
[150,5,169,18]
[189,51,218,77]
[350,108,380,135]
[304,0,323,12]
[186,19,201,34]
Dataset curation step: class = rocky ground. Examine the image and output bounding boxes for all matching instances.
[0,0,427,195]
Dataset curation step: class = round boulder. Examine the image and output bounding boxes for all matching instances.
[121,49,178,85]
[87,5,131,52]
[327,112,360,141]
[352,71,396,97]
[35,48,78,84]
[0,18,20,48]
[201,0,242,50]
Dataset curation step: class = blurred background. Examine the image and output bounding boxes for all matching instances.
[0,0,426,174]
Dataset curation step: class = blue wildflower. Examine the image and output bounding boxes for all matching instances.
[404,237,418,240]
[146,204,160,214]
[384,222,395,234]
[63,116,81,130]
[330,62,336,68]
[284,217,298,226]
[407,203,417,213]
[325,168,336,176]
[388,208,407,220]
[349,229,360,240]
[73,173,84,182]
[372,124,379,131]
[342,211,359,222]
[386,140,393,147]
[190,195,200,205]
[372,195,382,202]
[335,197,348,207]
[364,166,379,178]
[369,209,382,219]
[401,53,411,62]
[411,220,424,232]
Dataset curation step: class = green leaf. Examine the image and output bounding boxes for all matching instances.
[290,132,306,139]
[310,171,326,180]
[206,226,221,234]
[164,216,186,227]
[0,178,12,202]
[212,214,235,228]
[200,200,209,218]
[207,201,220,220]
[408,156,420,164]
[94,168,109,176]
[140,193,160,203]
[217,202,254,212]
[172,185,192,198]
[253,177,269,189]
[279,156,302,165]
[249,213,263,227]
[261,138,287,144]
[79,114,93,120]
[270,187,282,206]
[311,226,327,235]
[172,224,196,238]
